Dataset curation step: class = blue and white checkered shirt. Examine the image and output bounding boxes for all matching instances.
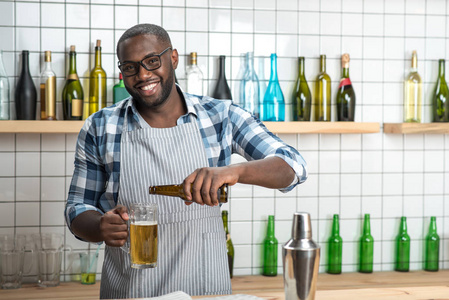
[65,86,307,228]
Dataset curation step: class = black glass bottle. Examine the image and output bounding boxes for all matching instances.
[212,55,232,100]
[15,50,37,120]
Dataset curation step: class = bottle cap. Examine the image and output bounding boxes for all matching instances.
[44,51,51,62]
[292,212,312,240]
[96,40,101,47]
[341,53,350,68]
[190,52,197,65]
[70,45,75,52]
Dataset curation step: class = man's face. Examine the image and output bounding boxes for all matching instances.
[117,34,178,110]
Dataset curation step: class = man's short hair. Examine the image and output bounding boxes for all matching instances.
[117,23,172,58]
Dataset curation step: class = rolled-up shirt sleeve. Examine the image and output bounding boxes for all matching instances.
[65,118,106,234]
[229,104,307,192]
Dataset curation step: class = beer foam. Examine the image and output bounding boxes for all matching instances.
[134,221,157,226]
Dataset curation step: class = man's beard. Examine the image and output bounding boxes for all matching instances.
[127,67,175,110]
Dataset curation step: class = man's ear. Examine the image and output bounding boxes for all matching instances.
[171,48,179,70]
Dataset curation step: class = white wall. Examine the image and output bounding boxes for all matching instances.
[0,0,448,280]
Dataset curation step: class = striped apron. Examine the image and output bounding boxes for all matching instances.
[99,113,232,299]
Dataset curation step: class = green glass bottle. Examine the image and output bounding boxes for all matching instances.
[336,53,356,121]
[89,39,107,116]
[263,215,278,276]
[113,73,130,104]
[359,214,374,273]
[327,214,343,274]
[222,210,235,278]
[314,54,331,121]
[424,216,439,271]
[432,59,449,122]
[292,57,311,121]
[62,45,84,120]
[395,217,410,272]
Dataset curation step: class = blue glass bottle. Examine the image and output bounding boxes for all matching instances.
[240,52,260,118]
[263,53,285,121]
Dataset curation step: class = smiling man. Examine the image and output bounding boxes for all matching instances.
[65,24,307,299]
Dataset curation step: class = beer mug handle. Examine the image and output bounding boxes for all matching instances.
[120,220,130,254]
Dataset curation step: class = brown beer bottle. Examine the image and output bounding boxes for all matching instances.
[148,184,228,203]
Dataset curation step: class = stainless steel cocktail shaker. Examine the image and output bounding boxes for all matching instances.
[282,212,320,300]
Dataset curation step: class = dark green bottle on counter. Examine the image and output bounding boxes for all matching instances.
[395,217,410,272]
[327,214,343,274]
[222,210,235,278]
[359,214,374,273]
[424,216,439,271]
[263,215,278,276]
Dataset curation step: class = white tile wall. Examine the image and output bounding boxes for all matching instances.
[0,0,449,282]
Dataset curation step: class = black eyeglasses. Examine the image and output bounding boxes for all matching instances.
[118,47,172,77]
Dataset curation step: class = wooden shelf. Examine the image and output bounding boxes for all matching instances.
[383,123,449,134]
[263,121,380,134]
[0,120,84,133]
[0,120,380,134]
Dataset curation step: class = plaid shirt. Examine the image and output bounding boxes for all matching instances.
[65,87,307,228]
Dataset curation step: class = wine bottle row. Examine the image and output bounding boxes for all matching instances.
[0,41,130,121]
[327,214,440,274]
[188,52,356,122]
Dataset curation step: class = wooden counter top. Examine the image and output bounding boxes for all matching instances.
[1,270,448,299]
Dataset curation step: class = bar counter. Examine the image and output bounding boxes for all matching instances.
[1,270,448,300]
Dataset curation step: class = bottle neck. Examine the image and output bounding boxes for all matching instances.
[218,56,226,79]
[269,54,278,81]
[429,217,437,233]
[298,57,305,78]
[342,68,350,78]
[95,46,102,67]
[69,52,77,74]
[222,212,229,234]
[21,52,30,74]
[438,60,445,77]
[43,61,53,72]
[266,216,275,238]
[399,217,407,233]
[411,53,418,71]
[247,53,255,72]
[332,215,340,235]
[363,215,371,235]
[320,55,326,73]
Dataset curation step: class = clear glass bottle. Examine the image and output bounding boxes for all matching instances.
[395,216,410,272]
[113,73,130,104]
[424,216,439,271]
[233,53,247,105]
[257,57,267,120]
[292,57,311,121]
[404,50,422,123]
[327,214,343,274]
[336,53,356,121]
[148,183,228,203]
[89,39,107,116]
[0,50,10,120]
[212,55,232,100]
[186,52,203,95]
[221,210,235,278]
[359,214,374,273]
[314,54,331,122]
[62,45,84,120]
[40,51,57,120]
[263,53,285,121]
[15,50,37,120]
[263,215,278,276]
[433,59,448,122]
[241,52,260,118]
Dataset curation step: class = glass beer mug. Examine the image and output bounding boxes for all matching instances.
[121,203,158,269]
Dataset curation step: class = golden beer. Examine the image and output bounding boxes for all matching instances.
[130,221,158,268]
